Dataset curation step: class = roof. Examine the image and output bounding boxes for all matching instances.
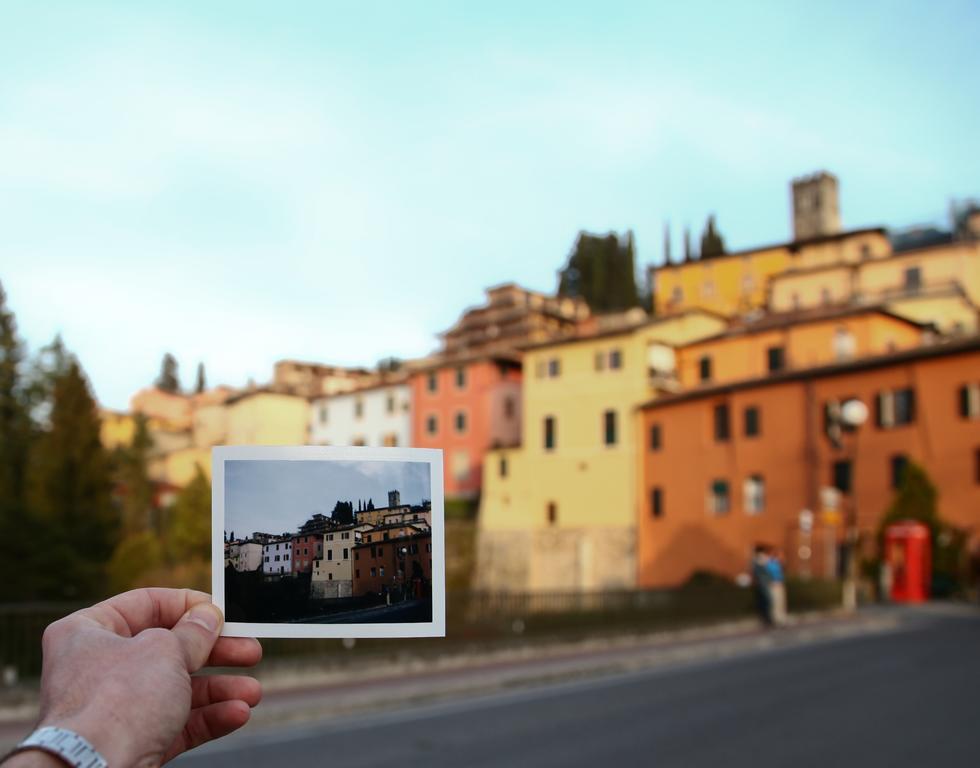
[639,335,980,411]
[649,227,888,273]
[224,387,313,406]
[310,375,411,402]
[680,304,931,348]
[409,351,523,374]
[518,307,728,353]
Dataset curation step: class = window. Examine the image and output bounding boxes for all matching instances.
[455,367,466,388]
[860,243,872,260]
[834,328,856,360]
[699,356,712,382]
[543,416,556,451]
[547,502,557,525]
[370,567,376,578]
[832,459,852,494]
[427,372,438,392]
[876,388,916,428]
[603,410,617,446]
[671,286,683,305]
[609,349,622,370]
[328,573,333,580]
[319,405,328,424]
[354,398,364,419]
[744,406,760,437]
[535,360,546,378]
[708,480,730,515]
[904,266,922,292]
[548,358,561,378]
[504,396,516,419]
[714,403,730,442]
[959,384,980,419]
[743,475,765,514]
[767,346,785,373]
[594,351,605,371]
[452,451,470,483]
[380,567,385,577]
[891,454,908,489]
[454,411,467,433]
[651,487,663,518]
[343,548,349,559]
[820,287,832,306]
[356,569,360,578]
[499,456,508,478]
[386,394,395,414]
[326,549,332,560]
[650,424,662,451]
[426,415,438,435]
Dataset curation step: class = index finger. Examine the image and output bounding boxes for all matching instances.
[78,588,213,637]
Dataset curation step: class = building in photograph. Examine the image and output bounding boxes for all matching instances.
[636,336,980,587]
[228,541,263,572]
[309,379,412,447]
[438,283,589,358]
[478,309,727,593]
[410,355,523,498]
[262,539,293,576]
[353,531,432,597]
[311,525,361,599]
[291,533,323,574]
[360,522,428,544]
[225,389,311,445]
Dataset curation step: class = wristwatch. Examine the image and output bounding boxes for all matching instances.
[11,727,108,768]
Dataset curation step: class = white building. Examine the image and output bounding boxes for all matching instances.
[262,539,293,576]
[310,382,411,447]
[230,541,263,572]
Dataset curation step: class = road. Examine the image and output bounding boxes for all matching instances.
[179,606,980,768]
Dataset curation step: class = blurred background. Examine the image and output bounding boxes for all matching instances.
[2,2,979,765]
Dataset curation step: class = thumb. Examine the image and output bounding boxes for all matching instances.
[171,603,224,672]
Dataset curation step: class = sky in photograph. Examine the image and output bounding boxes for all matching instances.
[2,1,978,408]
[224,459,430,537]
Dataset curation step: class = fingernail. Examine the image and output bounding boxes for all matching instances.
[187,603,222,633]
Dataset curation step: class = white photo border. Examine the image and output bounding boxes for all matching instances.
[212,445,446,639]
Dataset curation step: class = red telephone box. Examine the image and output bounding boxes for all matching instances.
[884,520,931,603]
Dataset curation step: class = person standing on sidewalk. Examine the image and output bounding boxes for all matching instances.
[767,548,788,627]
[751,546,773,627]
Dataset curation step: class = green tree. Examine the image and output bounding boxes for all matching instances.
[108,530,165,593]
[28,355,118,599]
[117,414,155,536]
[332,500,354,525]
[699,214,726,259]
[557,230,640,313]
[156,353,180,393]
[168,465,211,563]
[0,283,43,600]
[879,461,940,540]
[194,362,206,394]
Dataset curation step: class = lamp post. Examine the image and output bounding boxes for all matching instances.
[830,398,869,611]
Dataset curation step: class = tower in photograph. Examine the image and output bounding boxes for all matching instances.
[791,171,841,241]
[388,489,401,508]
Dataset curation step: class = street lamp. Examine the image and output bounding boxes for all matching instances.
[829,398,868,610]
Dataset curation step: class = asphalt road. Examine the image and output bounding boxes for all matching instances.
[180,607,980,768]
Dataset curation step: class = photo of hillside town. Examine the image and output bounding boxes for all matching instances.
[223,459,433,624]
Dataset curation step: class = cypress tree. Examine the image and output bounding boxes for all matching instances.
[699,214,727,259]
[194,362,206,394]
[558,231,640,313]
[156,353,180,393]
[117,413,155,536]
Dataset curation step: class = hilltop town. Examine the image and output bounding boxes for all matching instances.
[102,172,980,595]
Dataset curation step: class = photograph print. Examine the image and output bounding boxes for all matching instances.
[212,446,445,638]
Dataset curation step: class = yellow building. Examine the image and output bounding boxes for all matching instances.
[767,241,980,333]
[651,228,890,317]
[148,447,212,487]
[224,389,311,445]
[477,309,727,592]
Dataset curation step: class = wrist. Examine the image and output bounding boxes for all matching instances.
[34,715,132,768]
[2,751,64,768]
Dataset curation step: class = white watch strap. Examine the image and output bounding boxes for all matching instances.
[15,726,108,768]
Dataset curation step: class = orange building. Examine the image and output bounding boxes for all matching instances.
[352,532,432,597]
[674,305,931,389]
[410,355,522,498]
[637,337,980,587]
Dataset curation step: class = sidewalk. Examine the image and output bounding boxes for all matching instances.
[0,607,903,749]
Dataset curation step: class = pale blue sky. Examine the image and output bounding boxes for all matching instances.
[224,459,430,538]
[2,2,978,408]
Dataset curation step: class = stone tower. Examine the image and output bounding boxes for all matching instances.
[388,489,401,508]
[791,171,841,241]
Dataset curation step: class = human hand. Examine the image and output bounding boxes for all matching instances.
[7,588,262,767]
